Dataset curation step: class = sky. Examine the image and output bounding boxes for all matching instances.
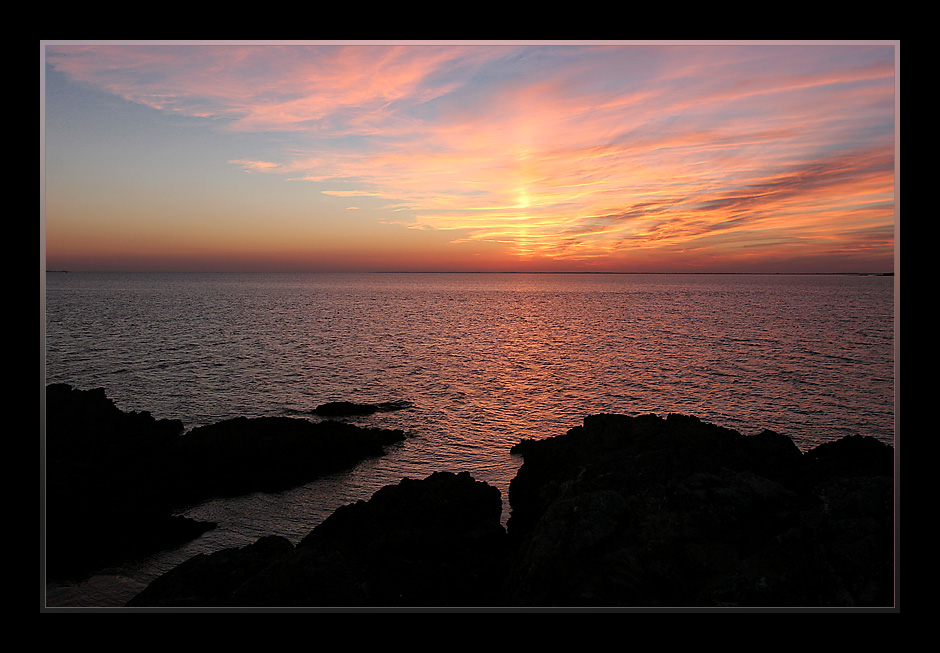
[41,41,898,273]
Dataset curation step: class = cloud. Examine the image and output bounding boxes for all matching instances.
[45,42,896,268]
[229,159,281,173]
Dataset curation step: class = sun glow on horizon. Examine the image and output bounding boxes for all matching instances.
[43,41,897,273]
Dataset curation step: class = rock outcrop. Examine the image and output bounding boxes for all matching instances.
[166,415,406,502]
[43,384,407,582]
[502,413,894,607]
[311,400,413,417]
[129,471,506,607]
[126,412,895,609]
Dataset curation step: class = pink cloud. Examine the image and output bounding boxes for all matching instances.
[45,42,896,270]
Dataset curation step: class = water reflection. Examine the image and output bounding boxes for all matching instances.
[44,272,894,607]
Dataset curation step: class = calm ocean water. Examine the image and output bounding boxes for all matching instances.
[42,271,896,607]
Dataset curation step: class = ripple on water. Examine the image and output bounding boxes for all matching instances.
[43,272,895,607]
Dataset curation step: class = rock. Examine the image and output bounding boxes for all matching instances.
[503,413,894,607]
[168,416,407,503]
[52,394,894,608]
[44,383,211,581]
[127,536,295,607]
[129,471,508,607]
[798,433,895,491]
[311,399,413,417]
[44,384,407,582]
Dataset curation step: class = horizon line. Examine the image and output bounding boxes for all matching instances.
[44,269,895,276]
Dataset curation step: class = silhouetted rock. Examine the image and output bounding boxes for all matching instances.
[167,416,407,503]
[44,383,209,581]
[128,471,507,607]
[50,387,893,608]
[128,412,894,609]
[127,535,296,607]
[44,384,407,582]
[311,399,413,417]
[798,433,895,491]
[503,413,894,607]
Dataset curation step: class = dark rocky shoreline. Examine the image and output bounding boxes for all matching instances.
[43,384,895,609]
[43,383,406,582]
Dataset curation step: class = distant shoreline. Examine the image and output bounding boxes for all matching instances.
[44,270,895,276]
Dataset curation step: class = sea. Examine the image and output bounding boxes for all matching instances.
[42,271,897,608]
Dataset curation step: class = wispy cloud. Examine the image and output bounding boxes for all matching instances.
[45,42,896,270]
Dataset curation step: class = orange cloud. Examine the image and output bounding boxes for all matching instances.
[45,43,896,271]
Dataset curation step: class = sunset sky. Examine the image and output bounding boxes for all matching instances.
[41,41,898,273]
